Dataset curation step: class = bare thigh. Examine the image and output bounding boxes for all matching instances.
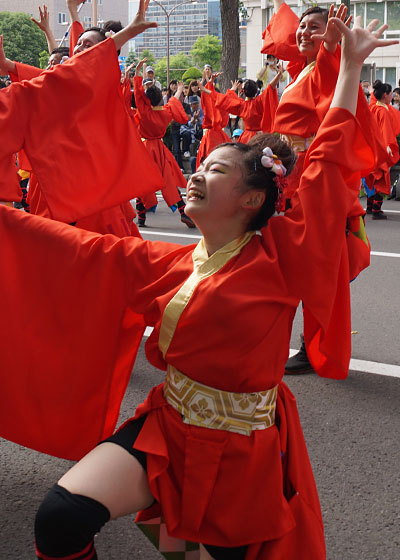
[58,442,154,519]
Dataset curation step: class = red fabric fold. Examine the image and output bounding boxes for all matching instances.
[1,39,164,222]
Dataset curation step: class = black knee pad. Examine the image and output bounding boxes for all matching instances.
[35,484,110,558]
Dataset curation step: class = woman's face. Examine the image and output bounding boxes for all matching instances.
[383,90,393,105]
[170,82,178,92]
[185,146,247,226]
[191,82,199,92]
[204,66,212,78]
[296,13,326,61]
[73,31,103,55]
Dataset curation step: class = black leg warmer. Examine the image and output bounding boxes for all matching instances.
[35,484,110,559]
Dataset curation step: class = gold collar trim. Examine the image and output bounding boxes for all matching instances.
[376,100,389,110]
[281,60,316,98]
[158,232,255,358]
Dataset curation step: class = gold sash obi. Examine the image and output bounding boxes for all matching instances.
[163,365,278,437]
[280,133,316,153]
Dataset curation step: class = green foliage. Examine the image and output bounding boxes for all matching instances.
[182,66,203,82]
[190,35,222,71]
[155,53,192,87]
[125,49,138,67]
[0,12,47,68]
[39,50,49,69]
[139,48,156,67]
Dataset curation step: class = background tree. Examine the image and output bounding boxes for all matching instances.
[125,49,138,67]
[182,66,203,83]
[155,53,191,87]
[219,0,240,93]
[190,35,222,70]
[39,49,49,69]
[139,48,156,67]
[0,12,47,68]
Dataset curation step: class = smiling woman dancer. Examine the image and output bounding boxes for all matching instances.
[0,9,396,560]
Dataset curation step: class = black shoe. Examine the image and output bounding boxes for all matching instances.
[181,213,196,228]
[138,220,146,227]
[285,342,315,375]
[372,212,387,220]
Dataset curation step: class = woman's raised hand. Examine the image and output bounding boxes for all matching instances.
[231,79,240,91]
[330,16,398,114]
[314,3,352,52]
[128,0,157,37]
[330,15,398,68]
[113,0,157,51]
[135,58,147,76]
[31,5,51,32]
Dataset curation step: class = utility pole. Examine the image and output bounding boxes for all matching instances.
[92,0,98,26]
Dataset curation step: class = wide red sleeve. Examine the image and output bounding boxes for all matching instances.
[69,20,84,56]
[0,85,29,200]
[165,96,190,124]
[273,44,340,137]
[389,105,400,137]
[9,61,42,82]
[133,75,151,112]
[0,39,164,222]
[0,205,192,460]
[257,85,279,133]
[265,108,377,380]
[214,89,245,116]
[261,3,305,69]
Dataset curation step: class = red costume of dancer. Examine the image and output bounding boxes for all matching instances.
[388,104,400,136]
[3,40,163,235]
[196,82,231,168]
[69,20,85,56]
[0,40,378,553]
[262,3,342,198]
[366,94,399,195]
[134,76,188,209]
[214,86,278,143]
[261,3,377,279]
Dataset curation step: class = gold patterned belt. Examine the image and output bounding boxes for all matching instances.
[163,365,278,437]
[280,133,315,153]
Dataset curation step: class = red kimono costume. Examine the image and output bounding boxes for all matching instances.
[134,76,188,209]
[214,85,278,144]
[69,20,85,57]
[388,104,400,137]
[196,82,231,168]
[262,3,342,198]
[261,3,374,280]
[0,100,377,558]
[4,40,163,235]
[365,95,399,196]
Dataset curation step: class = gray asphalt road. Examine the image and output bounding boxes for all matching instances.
[1,199,399,559]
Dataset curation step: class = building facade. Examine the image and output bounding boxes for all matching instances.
[241,0,400,87]
[1,0,129,55]
[128,0,222,60]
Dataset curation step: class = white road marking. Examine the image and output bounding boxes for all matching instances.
[288,349,400,378]
[371,251,400,258]
[144,328,400,379]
